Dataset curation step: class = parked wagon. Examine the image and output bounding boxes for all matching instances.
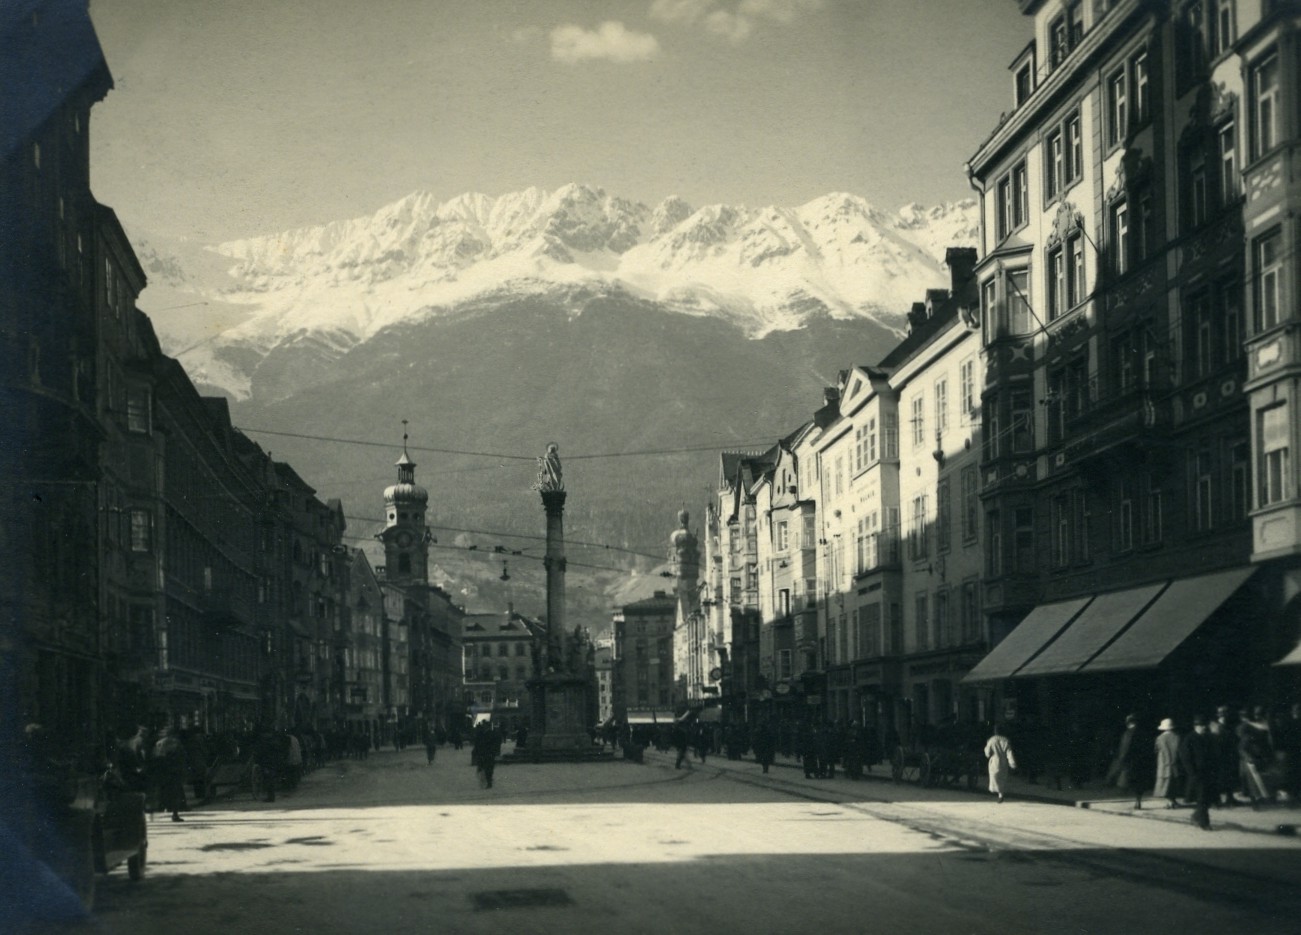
[890,726,984,789]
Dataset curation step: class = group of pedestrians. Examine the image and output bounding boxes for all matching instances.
[1104,704,1301,830]
[111,723,201,821]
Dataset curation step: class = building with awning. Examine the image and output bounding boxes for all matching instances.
[963,568,1269,723]
[963,1,1301,736]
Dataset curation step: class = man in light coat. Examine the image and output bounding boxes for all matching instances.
[1154,718,1182,809]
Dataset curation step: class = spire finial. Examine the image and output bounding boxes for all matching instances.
[402,419,409,457]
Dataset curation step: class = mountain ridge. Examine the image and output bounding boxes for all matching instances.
[130,185,977,400]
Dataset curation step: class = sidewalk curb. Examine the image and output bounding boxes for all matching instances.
[641,749,1301,839]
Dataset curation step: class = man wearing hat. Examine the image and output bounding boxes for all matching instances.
[1179,715,1214,830]
[1153,717,1182,809]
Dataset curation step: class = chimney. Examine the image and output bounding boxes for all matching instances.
[925,288,950,318]
[823,386,839,406]
[945,247,978,297]
[907,302,928,334]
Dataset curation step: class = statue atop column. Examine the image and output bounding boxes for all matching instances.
[534,442,564,492]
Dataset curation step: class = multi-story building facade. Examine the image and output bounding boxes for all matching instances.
[2,0,112,751]
[748,420,829,728]
[5,3,420,749]
[615,591,677,719]
[1242,2,1301,685]
[460,607,540,733]
[594,638,615,724]
[707,453,770,720]
[815,365,900,733]
[94,209,155,730]
[275,463,348,729]
[963,0,1300,733]
[380,581,410,736]
[883,258,986,733]
[808,251,983,741]
[345,550,386,743]
[374,444,465,738]
[423,585,465,734]
[668,510,705,706]
[152,386,270,732]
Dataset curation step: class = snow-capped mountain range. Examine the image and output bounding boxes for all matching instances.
[137,184,978,400]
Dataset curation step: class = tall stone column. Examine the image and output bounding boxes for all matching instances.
[512,443,602,760]
[541,489,567,671]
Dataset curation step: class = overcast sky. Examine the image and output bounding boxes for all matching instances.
[87,0,1029,243]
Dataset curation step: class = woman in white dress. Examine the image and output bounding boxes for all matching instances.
[984,723,1017,804]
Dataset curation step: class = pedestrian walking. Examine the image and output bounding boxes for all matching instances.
[152,726,188,822]
[471,723,501,789]
[800,721,820,779]
[672,721,692,770]
[424,727,437,765]
[751,719,776,774]
[984,723,1017,803]
[1106,714,1153,809]
[1178,715,1214,830]
[1154,718,1182,808]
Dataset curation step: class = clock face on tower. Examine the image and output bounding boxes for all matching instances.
[396,530,413,549]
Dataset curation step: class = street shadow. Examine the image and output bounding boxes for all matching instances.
[76,843,1301,935]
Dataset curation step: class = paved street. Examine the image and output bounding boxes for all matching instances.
[59,744,1301,935]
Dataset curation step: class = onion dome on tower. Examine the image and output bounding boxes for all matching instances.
[380,422,429,586]
[383,449,428,514]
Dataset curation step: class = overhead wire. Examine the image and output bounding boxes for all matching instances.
[338,529,664,577]
[236,426,777,463]
[341,513,669,563]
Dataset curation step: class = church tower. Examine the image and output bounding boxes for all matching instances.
[379,424,429,586]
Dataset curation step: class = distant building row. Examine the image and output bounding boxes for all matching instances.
[671,0,1301,743]
[1,3,463,752]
